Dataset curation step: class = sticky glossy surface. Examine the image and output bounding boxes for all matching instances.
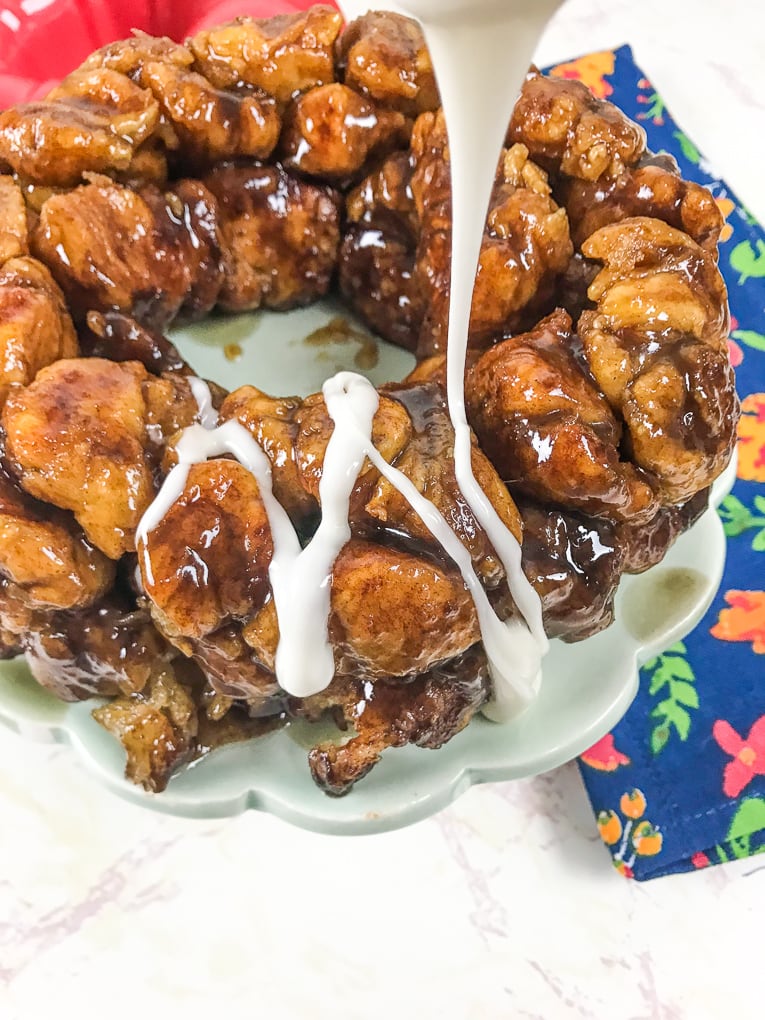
[0,301,736,833]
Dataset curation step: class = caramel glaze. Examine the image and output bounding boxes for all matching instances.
[560,152,723,253]
[202,162,341,313]
[303,644,489,796]
[82,310,192,376]
[31,178,224,331]
[617,488,710,575]
[510,500,625,642]
[0,569,165,702]
[0,8,739,795]
[466,311,659,522]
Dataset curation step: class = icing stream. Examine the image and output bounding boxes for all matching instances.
[139,1,566,717]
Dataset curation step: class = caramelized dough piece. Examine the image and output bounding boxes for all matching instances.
[2,358,200,558]
[138,459,274,642]
[189,6,342,104]
[563,153,723,251]
[45,68,159,146]
[329,539,479,679]
[510,70,645,181]
[203,162,340,312]
[307,646,489,795]
[32,177,223,329]
[293,389,412,502]
[72,32,189,168]
[80,31,194,77]
[0,257,78,396]
[135,450,285,712]
[93,665,198,791]
[141,61,281,166]
[460,142,572,340]
[3,591,168,701]
[0,468,114,611]
[0,176,28,263]
[617,488,709,575]
[220,386,317,520]
[115,143,170,190]
[280,83,409,181]
[294,382,521,585]
[337,11,439,116]
[467,310,658,522]
[579,217,737,502]
[346,148,420,237]
[411,118,573,352]
[339,223,422,351]
[403,353,448,386]
[82,310,191,376]
[340,151,422,349]
[345,149,418,235]
[516,500,625,642]
[0,69,160,188]
[94,659,281,790]
[517,488,708,641]
[366,383,523,584]
[187,623,281,712]
[138,459,285,714]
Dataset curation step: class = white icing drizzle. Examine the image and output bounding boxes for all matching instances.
[271,371,379,697]
[187,376,219,429]
[337,0,563,716]
[137,375,379,699]
[138,372,541,709]
[138,1,568,717]
[356,389,542,714]
[408,0,562,654]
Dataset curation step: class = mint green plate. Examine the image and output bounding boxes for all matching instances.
[0,304,735,834]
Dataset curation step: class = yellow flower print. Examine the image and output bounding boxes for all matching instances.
[737,393,765,483]
[549,51,615,99]
[715,197,735,243]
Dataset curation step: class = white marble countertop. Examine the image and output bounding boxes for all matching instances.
[0,1,763,1017]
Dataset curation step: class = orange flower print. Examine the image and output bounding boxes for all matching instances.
[712,716,765,798]
[715,197,735,243]
[737,393,765,483]
[597,787,663,876]
[549,51,615,99]
[620,789,647,819]
[597,810,622,845]
[631,820,663,857]
[711,591,765,654]
[580,733,631,771]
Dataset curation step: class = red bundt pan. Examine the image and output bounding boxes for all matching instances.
[0,0,327,107]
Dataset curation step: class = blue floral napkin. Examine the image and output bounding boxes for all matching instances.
[544,46,765,879]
